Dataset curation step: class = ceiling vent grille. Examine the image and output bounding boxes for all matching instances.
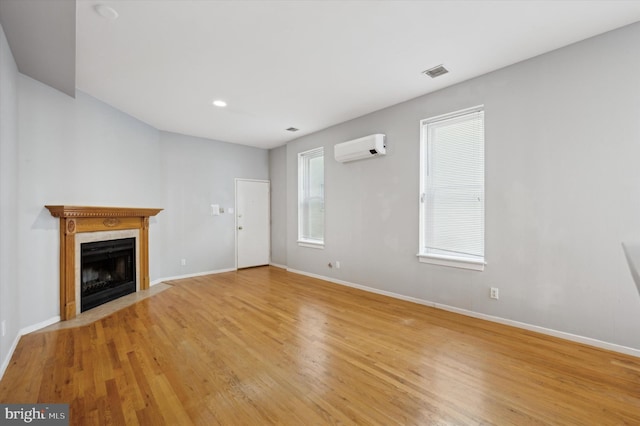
[423,65,449,78]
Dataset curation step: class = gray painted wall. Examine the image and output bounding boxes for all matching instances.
[157,131,268,278]
[12,75,268,336]
[18,76,163,327]
[279,23,640,350]
[269,145,287,267]
[0,22,19,372]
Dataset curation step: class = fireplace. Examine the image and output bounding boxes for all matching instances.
[45,205,163,320]
[81,237,136,312]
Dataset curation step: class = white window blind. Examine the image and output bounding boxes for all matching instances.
[298,147,325,247]
[419,107,484,270]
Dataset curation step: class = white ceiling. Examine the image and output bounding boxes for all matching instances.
[75,1,640,149]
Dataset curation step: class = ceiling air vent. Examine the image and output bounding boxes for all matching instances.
[422,64,448,78]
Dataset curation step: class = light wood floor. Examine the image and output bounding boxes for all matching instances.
[1,266,639,425]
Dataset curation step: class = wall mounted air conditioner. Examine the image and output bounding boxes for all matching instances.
[334,134,386,163]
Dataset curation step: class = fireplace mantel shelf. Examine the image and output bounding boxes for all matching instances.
[45,205,163,218]
[46,205,163,320]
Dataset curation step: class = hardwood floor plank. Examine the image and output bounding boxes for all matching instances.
[1,266,639,425]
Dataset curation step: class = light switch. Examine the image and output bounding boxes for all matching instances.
[211,204,220,216]
[228,207,234,214]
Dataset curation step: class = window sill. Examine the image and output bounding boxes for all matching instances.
[417,253,485,271]
[298,240,324,249]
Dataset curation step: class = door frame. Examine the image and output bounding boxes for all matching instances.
[234,178,271,269]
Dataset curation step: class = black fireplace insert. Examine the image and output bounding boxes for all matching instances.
[80,237,136,312]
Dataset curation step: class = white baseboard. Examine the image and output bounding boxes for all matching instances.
[0,333,21,380]
[150,268,237,286]
[20,316,60,335]
[286,268,640,358]
[0,315,60,380]
[269,263,287,270]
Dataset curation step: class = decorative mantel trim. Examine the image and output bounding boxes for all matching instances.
[45,205,163,321]
[45,205,162,218]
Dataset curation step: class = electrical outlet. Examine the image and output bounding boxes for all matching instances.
[181,258,187,266]
[490,287,499,300]
[1,320,6,337]
[335,261,341,269]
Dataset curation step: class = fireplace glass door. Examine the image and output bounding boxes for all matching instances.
[80,238,136,312]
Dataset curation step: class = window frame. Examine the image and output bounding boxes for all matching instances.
[418,105,485,271]
[297,147,325,249]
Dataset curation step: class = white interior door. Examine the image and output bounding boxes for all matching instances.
[236,179,270,268]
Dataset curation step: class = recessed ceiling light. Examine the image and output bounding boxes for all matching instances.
[94,4,119,20]
[422,64,449,78]
[286,127,299,132]
[212,100,227,107]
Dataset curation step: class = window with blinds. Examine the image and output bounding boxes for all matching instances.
[298,147,325,247]
[419,106,485,271]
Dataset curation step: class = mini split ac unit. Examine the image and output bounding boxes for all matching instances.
[334,134,386,163]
